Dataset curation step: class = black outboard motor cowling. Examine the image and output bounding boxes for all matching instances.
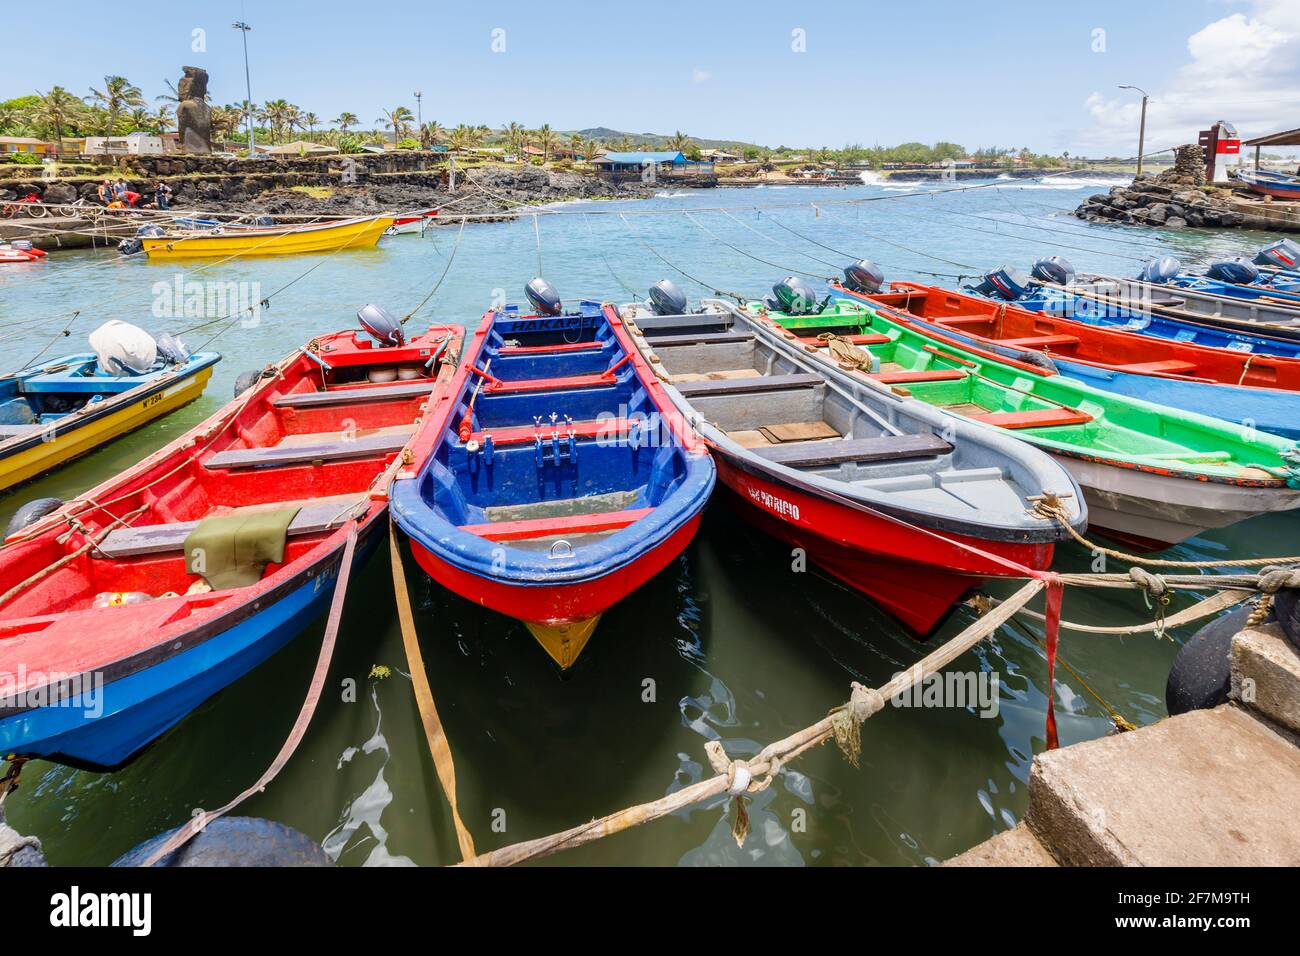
[973,266,1032,301]
[1137,256,1182,284]
[525,277,562,316]
[647,279,688,316]
[772,276,820,315]
[842,259,885,294]
[357,304,405,347]
[1255,238,1300,271]
[1030,255,1076,286]
[1206,257,1260,285]
[117,238,143,256]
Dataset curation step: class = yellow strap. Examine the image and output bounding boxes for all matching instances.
[388,521,476,861]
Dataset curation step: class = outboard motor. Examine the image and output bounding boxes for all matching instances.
[525,277,562,316]
[117,238,143,256]
[1137,256,1182,284]
[647,279,688,316]
[1205,257,1260,285]
[842,259,885,294]
[357,304,405,347]
[89,321,158,375]
[1254,238,1300,271]
[155,332,191,365]
[972,266,1032,301]
[11,240,33,251]
[1030,255,1076,286]
[772,276,821,315]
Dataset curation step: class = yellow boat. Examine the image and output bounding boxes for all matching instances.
[137,215,396,260]
[0,349,220,494]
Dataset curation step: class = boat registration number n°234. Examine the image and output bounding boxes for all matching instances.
[748,485,801,522]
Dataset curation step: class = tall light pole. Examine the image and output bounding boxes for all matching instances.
[233,21,255,154]
[414,90,423,131]
[1119,84,1148,177]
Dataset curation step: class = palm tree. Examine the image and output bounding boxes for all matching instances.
[501,121,526,157]
[154,106,174,134]
[614,135,635,151]
[447,124,476,153]
[0,103,20,134]
[533,124,556,163]
[334,112,358,132]
[31,86,81,143]
[259,99,294,143]
[582,139,600,162]
[668,130,692,152]
[284,105,304,139]
[419,120,445,150]
[379,106,415,140]
[87,75,145,134]
[211,106,239,142]
[127,107,153,131]
[568,133,586,159]
[302,112,321,138]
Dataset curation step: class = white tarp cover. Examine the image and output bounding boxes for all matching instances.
[89,320,158,375]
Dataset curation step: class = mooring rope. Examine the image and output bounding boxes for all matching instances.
[682,210,834,281]
[617,213,747,300]
[402,218,467,325]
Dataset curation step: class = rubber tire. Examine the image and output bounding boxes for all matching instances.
[1272,588,1300,653]
[112,817,333,867]
[1166,604,1262,716]
[233,370,263,398]
[5,497,65,538]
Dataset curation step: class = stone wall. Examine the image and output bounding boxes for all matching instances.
[1073,144,1244,229]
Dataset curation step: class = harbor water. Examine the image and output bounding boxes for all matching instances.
[1,178,1289,866]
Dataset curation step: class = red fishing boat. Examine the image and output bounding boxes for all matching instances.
[0,312,460,769]
[833,280,1300,440]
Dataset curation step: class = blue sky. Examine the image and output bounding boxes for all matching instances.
[9,1,1298,156]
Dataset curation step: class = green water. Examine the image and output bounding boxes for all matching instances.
[1,181,1291,866]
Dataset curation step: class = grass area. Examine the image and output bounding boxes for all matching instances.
[289,185,335,199]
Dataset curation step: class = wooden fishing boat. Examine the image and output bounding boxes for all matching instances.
[1065,274,1300,340]
[618,295,1083,635]
[383,210,437,236]
[0,319,460,768]
[1,331,220,493]
[390,284,715,669]
[1004,283,1300,358]
[727,293,1300,550]
[832,280,1300,440]
[1232,168,1300,201]
[129,215,396,260]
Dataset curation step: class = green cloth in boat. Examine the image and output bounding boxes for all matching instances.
[183,506,302,590]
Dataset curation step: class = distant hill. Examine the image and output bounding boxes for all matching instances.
[565,127,760,151]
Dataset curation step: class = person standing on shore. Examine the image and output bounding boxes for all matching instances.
[154,181,172,210]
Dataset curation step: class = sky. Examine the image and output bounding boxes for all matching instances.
[7,0,1299,157]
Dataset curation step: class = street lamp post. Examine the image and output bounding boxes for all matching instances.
[414,91,423,131]
[233,21,255,154]
[1119,84,1149,177]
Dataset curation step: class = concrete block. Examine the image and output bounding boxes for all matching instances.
[1232,623,1300,735]
[1026,705,1300,866]
[944,823,1058,867]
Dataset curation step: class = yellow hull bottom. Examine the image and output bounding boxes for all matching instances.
[525,615,602,670]
[141,219,394,259]
[0,367,214,493]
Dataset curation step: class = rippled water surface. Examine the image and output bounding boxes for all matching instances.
[1,178,1289,866]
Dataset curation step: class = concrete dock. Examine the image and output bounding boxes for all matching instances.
[948,623,1300,866]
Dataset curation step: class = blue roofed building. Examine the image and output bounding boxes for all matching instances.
[590,150,714,178]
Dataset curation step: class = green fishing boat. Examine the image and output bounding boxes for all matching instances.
[709,293,1300,550]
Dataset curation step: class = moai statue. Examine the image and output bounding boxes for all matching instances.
[175,66,213,154]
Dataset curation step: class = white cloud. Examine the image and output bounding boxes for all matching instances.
[691,67,711,84]
[1077,0,1300,155]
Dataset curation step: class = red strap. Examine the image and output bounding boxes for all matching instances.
[1043,575,1062,750]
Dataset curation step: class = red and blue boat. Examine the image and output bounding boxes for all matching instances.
[832,277,1300,440]
[390,281,715,669]
[1233,168,1300,201]
[0,315,460,768]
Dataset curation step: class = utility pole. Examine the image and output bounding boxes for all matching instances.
[414,91,423,131]
[233,21,255,154]
[1119,84,1149,177]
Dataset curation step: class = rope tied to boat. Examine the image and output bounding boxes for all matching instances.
[1256,445,1300,489]
[829,682,886,768]
[704,740,779,846]
[1128,567,1172,638]
[1247,564,1300,627]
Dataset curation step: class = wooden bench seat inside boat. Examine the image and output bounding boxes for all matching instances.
[795,332,891,346]
[96,494,370,559]
[205,425,413,469]
[753,433,953,467]
[271,380,436,409]
[934,315,991,328]
[634,315,730,333]
[487,370,620,394]
[468,418,633,446]
[674,373,823,397]
[459,508,654,542]
[641,331,754,347]
[964,407,1094,429]
[671,368,762,384]
[1109,359,1198,375]
[497,340,603,356]
[997,334,1080,348]
[869,369,968,385]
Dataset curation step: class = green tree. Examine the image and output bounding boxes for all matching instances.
[30,86,82,142]
[378,106,415,139]
[87,75,145,134]
[334,112,359,132]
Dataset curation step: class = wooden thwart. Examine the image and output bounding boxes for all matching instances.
[204,429,412,470]
[674,373,822,397]
[754,433,952,467]
[271,380,436,409]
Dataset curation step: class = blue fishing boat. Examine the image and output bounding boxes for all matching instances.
[1,323,221,493]
[390,280,715,669]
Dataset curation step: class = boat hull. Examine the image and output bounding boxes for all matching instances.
[405,514,701,666]
[0,525,380,769]
[0,362,217,493]
[140,216,395,259]
[1050,451,1300,548]
[713,454,1052,635]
